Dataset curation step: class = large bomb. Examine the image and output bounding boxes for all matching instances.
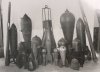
[9,24,18,59]
[76,18,86,50]
[60,9,75,64]
[60,9,75,46]
[76,18,91,61]
[21,14,32,42]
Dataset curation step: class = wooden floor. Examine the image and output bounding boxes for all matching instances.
[0,57,100,72]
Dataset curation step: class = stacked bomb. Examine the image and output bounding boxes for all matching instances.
[16,14,43,71]
[16,14,33,70]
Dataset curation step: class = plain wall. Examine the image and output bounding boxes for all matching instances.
[1,0,98,56]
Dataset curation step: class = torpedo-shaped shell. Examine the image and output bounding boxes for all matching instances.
[76,18,86,50]
[9,23,17,57]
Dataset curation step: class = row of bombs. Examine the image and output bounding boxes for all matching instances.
[15,35,91,71]
[5,4,92,71]
[16,36,91,70]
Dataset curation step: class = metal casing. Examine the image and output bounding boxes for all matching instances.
[21,14,32,42]
[9,23,18,57]
[76,18,86,50]
[42,20,56,53]
[93,27,99,52]
[60,9,75,45]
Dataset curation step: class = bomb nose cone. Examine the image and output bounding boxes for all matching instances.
[65,9,69,13]
[11,23,16,28]
[35,35,38,37]
[22,14,31,21]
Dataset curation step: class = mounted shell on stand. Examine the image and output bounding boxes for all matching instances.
[42,5,56,64]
